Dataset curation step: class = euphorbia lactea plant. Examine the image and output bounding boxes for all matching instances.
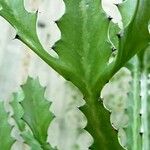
[0,0,150,150]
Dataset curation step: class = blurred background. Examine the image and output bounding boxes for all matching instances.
[0,0,130,149]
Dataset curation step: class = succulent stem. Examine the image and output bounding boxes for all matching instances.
[125,56,142,150]
[80,93,123,150]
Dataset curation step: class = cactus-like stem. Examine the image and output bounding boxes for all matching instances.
[125,56,142,150]
[140,49,150,150]
[148,74,150,149]
[126,49,150,150]
[80,93,123,150]
[141,70,149,150]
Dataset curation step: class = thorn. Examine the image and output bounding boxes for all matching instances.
[100,97,104,101]
[112,47,117,52]
[124,108,128,112]
[19,101,22,105]
[51,44,56,50]
[114,3,119,7]
[139,132,143,136]
[14,34,20,40]
[105,80,109,84]
[108,16,113,21]
[54,20,59,24]
[139,95,142,99]
[35,9,41,14]
[20,83,25,89]
[97,97,101,101]
[113,127,118,132]
[99,99,103,104]
[67,78,70,82]
[36,10,38,15]
[83,96,86,100]
[117,33,121,39]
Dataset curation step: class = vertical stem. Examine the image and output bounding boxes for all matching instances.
[80,94,123,150]
[127,49,150,150]
[132,57,142,150]
[141,70,149,150]
[140,48,150,150]
[125,56,142,150]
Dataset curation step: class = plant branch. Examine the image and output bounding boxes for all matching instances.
[80,94,123,150]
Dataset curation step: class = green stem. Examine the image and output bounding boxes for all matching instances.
[141,70,149,150]
[148,74,150,149]
[132,57,142,150]
[140,48,150,150]
[80,94,123,150]
[125,56,142,150]
[126,52,150,150]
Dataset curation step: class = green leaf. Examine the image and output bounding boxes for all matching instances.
[10,91,43,150]
[20,77,54,150]
[0,0,148,96]
[0,0,113,94]
[21,131,43,150]
[0,101,14,149]
[10,78,55,150]
[113,1,150,73]
[53,0,113,92]
[0,0,62,78]
[119,0,137,27]
[10,92,25,131]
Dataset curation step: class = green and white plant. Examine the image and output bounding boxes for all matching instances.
[0,0,150,150]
